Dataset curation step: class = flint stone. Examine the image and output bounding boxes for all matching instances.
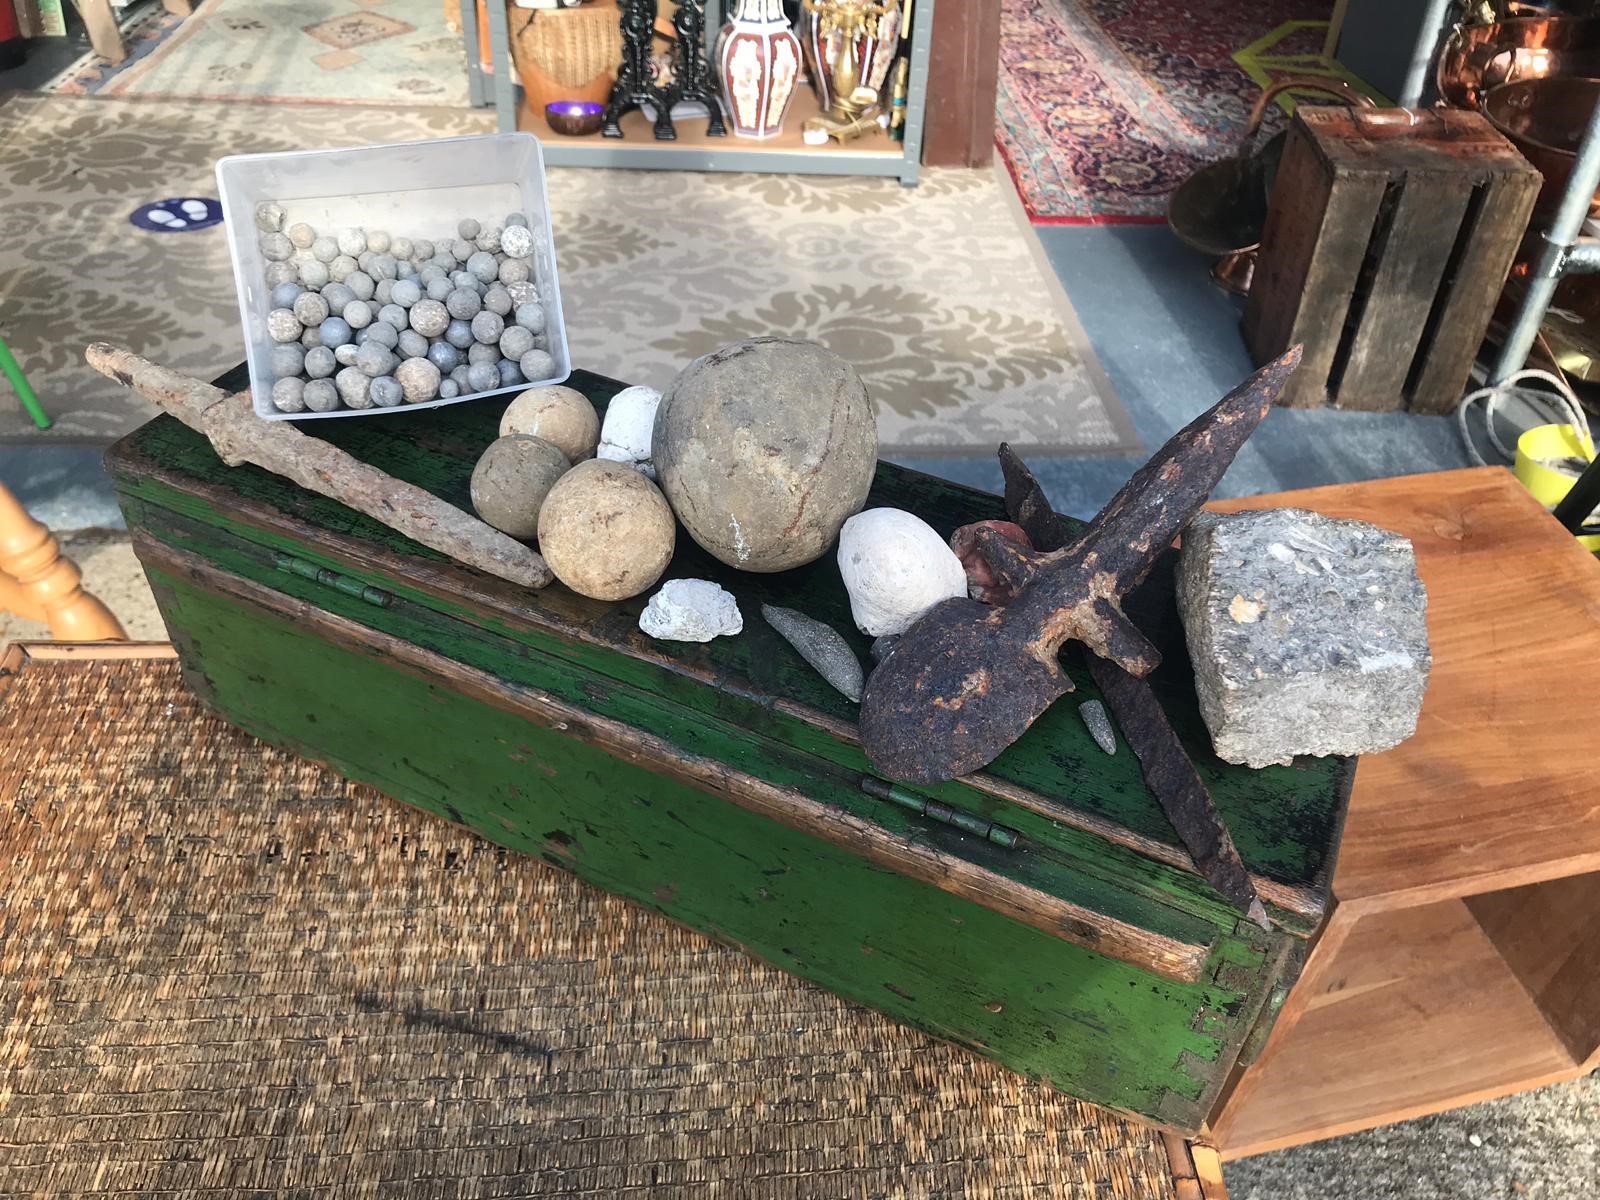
[1176,508,1430,768]
[638,579,743,643]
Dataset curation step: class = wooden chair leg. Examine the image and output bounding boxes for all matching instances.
[76,0,128,65]
[0,484,125,642]
[162,0,194,15]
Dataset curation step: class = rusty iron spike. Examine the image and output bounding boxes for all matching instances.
[857,347,1301,786]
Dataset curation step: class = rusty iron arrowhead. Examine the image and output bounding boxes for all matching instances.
[858,347,1301,786]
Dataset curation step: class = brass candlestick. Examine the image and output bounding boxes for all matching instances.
[801,0,894,120]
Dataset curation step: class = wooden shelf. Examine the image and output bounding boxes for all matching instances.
[1214,898,1582,1157]
[522,88,911,180]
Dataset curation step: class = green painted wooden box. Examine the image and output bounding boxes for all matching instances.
[106,366,1351,1135]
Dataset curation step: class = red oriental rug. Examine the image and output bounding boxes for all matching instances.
[997,0,1346,225]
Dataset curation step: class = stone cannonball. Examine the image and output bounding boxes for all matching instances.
[470,434,571,540]
[537,460,676,601]
[499,385,599,462]
[652,338,877,572]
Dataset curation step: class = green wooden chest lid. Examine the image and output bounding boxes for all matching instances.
[107,367,1352,981]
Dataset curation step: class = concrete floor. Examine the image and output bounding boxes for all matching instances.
[2,187,1592,1199]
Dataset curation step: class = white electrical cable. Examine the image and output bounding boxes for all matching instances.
[1454,368,1594,468]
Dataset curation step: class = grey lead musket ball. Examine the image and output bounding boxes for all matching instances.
[466,251,498,283]
[439,378,460,399]
[356,342,398,378]
[374,278,395,305]
[361,320,398,349]
[287,222,316,249]
[322,281,356,312]
[265,261,299,287]
[451,238,474,263]
[391,236,413,260]
[514,302,546,334]
[271,377,306,414]
[255,201,285,233]
[303,378,339,412]
[259,232,293,262]
[520,348,555,381]
[449,364,471,387]
[378,303,409,330]
[343,299,373,329]
[396,260,415,280]
[483,283,512,316]
[335,366,372,408]
[367,229,391,254]
[267,308,302,342]
[292,292,329,326]
[501,224,534,259]
[507,281,539,306]
[391,278,422,307]
[298,258,330,289]
[425,276,453,302]
[409,298,449,337]
[476,223,503,254]
[346,271,376,301]
[445,287,481,320]
[334,343,360,367]
[419,263,446,285]
[271,344,305,379]
[466,363,499,393]
[300,326,324,349]
[369,376,404,407]
[357,249,376,272]
[457,217,481,240]
[318,316,353,346]
[330,254,359,283]
[304,346,336,378]
[398,329,428,360]
[427,342,460,372]
[270,282,302,310]
[450,270,480,294]
[413,237,434,261]
[311,236,339,263]
[505,211,528,227]
[337,227,366,256]
[470,311,504,344]
[395,356,442,403]
[466,341,500,367]
[369,254,398,280]
[500,325,535,361]
[497,258,530,286]
[497,359,524,387]
[445,318,475,349]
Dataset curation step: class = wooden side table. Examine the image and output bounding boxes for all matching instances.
[1206,467,1600,1157]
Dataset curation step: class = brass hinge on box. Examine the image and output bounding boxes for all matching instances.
[274,554,394,608]
[860,776,1021,849]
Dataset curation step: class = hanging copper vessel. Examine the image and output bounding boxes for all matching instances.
[1435,15,1600,109]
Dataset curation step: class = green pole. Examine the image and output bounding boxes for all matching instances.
[0,338,50,430]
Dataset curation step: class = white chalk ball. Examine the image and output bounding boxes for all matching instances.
[537,460,676,601]
[837,508,967,637]
[311,236,339,263]
[395,357,442,404]
[501,224,534,258]
[337,228,367,257]
[367,229,392,254]
[470,434,571,539]
[500,385,599,462]
[596,385,662,479]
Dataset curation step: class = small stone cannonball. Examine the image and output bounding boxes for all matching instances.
[653,337,878,572]
[470,434,570,540]
[513,302,546,334]
[537,460,676,601]
[500,385,598,462]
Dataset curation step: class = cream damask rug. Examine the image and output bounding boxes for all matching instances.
[0,94,1135,455]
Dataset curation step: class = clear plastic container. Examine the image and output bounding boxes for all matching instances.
[215,133,570,421]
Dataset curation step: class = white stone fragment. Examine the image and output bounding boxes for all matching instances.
[596,385,662,479]
[638,579,743,643]
[837,508,967,638]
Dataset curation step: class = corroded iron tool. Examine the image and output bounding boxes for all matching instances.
[998,445,1269,928]
[858,347,1300,787]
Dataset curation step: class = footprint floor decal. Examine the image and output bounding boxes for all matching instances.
[130,197,224,232]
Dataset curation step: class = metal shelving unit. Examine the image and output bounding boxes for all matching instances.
[461,0,932,185]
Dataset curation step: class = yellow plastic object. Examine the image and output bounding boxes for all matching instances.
[1515,423,1600,550]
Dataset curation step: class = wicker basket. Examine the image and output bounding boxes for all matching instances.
[510,0,620,117]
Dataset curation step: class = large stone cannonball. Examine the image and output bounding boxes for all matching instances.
[652,338,877,572]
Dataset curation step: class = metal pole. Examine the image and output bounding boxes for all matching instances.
[1398,0,1456,108]
[1490,104,1600,384]
[1552,454,1600,533]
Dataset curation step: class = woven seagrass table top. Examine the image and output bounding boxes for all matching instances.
[0,645,1213,1199]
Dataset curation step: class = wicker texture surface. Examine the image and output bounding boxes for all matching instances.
[0,656,1180,1198]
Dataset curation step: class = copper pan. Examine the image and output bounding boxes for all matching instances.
[1482,75,1600,215]
[1436,15,1600,109]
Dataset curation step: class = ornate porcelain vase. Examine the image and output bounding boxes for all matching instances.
[801,0,901,114]
[717,0,802,139]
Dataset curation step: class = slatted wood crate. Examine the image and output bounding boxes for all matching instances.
[1243,107,1540,413]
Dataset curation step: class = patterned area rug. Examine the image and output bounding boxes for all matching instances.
[97,0,469,106]
[0,95,1133,454]
[996,0,1341,224]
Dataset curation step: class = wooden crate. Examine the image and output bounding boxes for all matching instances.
[103,364,1353,1137]
[1242,107,1539,414]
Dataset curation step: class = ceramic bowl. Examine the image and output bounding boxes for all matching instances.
[545,101,605,137]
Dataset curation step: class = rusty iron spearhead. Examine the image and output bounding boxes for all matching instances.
[858,348,1302,784]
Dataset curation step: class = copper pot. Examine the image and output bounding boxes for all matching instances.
[1436,15,1600,109]
[1482,75,1600,215]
